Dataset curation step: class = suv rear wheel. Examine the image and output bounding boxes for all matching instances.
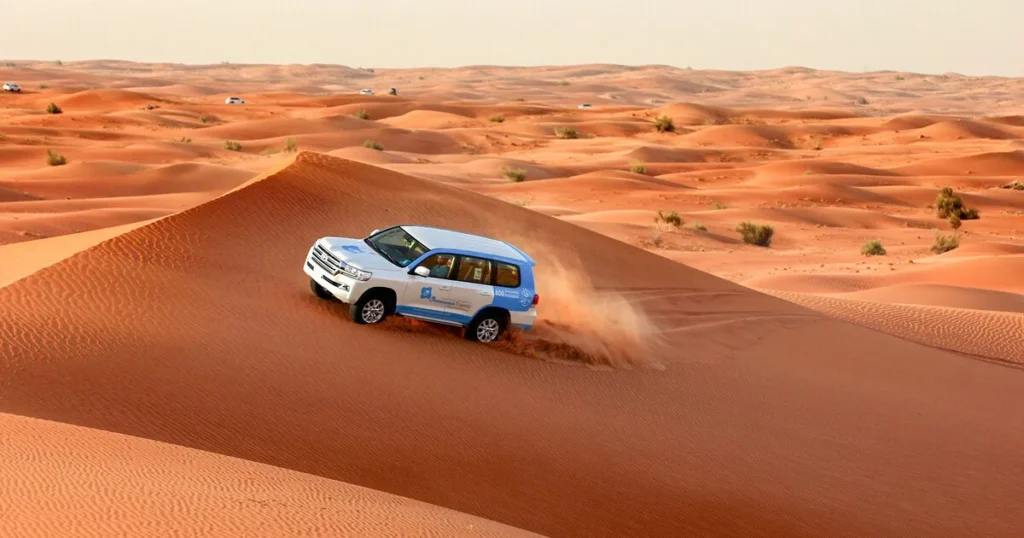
[466,311,505,343]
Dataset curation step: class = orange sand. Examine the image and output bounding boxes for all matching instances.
[1,60,1023,537]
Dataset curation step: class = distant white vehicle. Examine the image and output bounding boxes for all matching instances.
[224,96,245,104]
[2,82,21,93]
[360,89,374,95]
[577,103,592,109]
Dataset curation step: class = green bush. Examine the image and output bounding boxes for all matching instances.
[554,127,578,139]
[935,186,979,220]
[654,115,675,133]
[502,167,526,182]
[736,221,774,247]
[363,139,383,151]
[930,232,959,254]
[861,240,886,256]
[354,110,370,120]
[655,210,682,228]
[284,137,297,152]
[46,149,67,166]
[630,161,646,175]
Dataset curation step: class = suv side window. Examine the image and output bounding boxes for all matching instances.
[455,255,493,285]
[415,253,456,279]
[494,262,520,288]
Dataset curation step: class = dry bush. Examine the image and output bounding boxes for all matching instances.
[736,221,774,247]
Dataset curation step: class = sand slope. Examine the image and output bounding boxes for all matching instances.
[2,152,1023,537]
[0,412,538,537]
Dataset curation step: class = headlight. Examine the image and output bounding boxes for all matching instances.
[337,261,372,281]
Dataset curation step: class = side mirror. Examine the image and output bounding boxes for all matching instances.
[413,266,430,277]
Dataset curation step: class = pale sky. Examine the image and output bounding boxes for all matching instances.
[2,0,1021,76]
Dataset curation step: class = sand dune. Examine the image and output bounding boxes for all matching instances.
[2,60,1024,536]
[2,152,1024,537]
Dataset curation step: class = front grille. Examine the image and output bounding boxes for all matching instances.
[310,243,342,275]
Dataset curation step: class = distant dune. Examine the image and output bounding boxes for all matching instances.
[1,60,1024,537]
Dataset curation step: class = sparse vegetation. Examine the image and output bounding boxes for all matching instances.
[711,201,728,210]
[861,239,886,256]
[363,139,383,151]
[513,98,525,102]
[655,210,683,228]
[144,104,159,110]
[856,96,869,105]
[223,141,242,151]
[3,62,15,67]
[554,127,578,139]
[948,214,961,232]
[736,221,774,247]
[46,149,67,166]
[38,84,49,89]
[46,102,62,114]
[690,222,708,232]
[502,167,526,182]
[630,161,647,175]
[810,136,824,150]
[54,59,62,66]
[1001,180,1024,191]
[654,115,675,133]
[179,137,192,143]
[935,186,979,220]
[489,115,505,123]
[199,114,211,123]
[354,109,371,120]
[284,137,297,152]
[894,75,905,81]
[930,231,960,254]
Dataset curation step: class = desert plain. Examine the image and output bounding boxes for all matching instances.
[1,60,1023,537]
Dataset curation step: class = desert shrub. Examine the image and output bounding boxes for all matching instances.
[144,104,159,110]
[736,221,774,247]
[894,75,905,81]
[935,186,979,220]
[45,149,67,166]
[363,139,383,151]
[223,141,242,151]
[856,96,869,105]
[284,137,297,152]
[690,222,708,231]
[179,137,192,143]
[711,201,728,210]
[930,232,960,254]
[46,102,62,114]
[948,214,961,231]
[630,161,647,175]
[38,84,49,89]
[654,115,675,133]
[502,167,526,182]
[199,114,211,123]
[861,240,886,256]
[655,210,682,228]
[489,115,505,123]
[354,109,370,120]
[554,127,578,139]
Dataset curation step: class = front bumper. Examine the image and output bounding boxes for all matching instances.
[304,246,362,303]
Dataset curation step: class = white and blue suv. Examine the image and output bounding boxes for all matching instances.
[303,224,538,343]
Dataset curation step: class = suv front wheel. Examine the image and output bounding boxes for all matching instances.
[351,292,391,325]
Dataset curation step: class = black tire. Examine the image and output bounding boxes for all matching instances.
[350,292,391,325]
[310,278,334,300]
[466,310,506,343]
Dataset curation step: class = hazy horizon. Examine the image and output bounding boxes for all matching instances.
[2,0,1022,77]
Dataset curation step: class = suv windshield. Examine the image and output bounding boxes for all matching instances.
[364,227,429,267]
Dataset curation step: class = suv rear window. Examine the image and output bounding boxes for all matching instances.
[494,262,520,288]
[456,256,493,284]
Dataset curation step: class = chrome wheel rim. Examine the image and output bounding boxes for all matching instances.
[476,318,500,342]
[362,299,385,323]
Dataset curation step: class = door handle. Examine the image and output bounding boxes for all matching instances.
[439,285,452,290]
[480,290,492,296]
